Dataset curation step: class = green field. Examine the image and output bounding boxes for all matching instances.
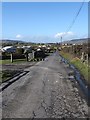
[0,70,21,83]
[60,51,90,84]
[0,58,29,83]
[0,58,28,65]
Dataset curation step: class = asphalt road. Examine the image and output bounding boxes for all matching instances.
[2,51,89,118]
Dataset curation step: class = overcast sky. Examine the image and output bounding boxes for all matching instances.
[1,2,88,43]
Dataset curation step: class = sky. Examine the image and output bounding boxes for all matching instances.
[1,2,88,43]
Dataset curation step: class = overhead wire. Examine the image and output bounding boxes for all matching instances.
[61,0,85,41]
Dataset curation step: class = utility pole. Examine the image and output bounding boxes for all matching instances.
[61,36,62,49]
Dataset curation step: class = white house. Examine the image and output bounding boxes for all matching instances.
[2,46,16,53]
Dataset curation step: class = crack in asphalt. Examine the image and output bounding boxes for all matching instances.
[41,100,48,113]
[32,111,36,118]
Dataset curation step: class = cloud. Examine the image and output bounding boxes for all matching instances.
[22,35,54,43]
[22,33,78,43]
[14,32,87,43]
[16,34,22,39]
[54,31,78,41]
[22,32,76,43]
[55,31,74,38]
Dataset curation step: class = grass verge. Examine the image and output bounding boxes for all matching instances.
[0,58,28,65]
[60,51,90,84]
[0,70,22,83]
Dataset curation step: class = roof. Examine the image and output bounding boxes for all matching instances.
[2,46,16,52]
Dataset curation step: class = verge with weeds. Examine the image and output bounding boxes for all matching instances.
[60,51,90,85]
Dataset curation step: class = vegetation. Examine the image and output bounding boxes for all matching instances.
[16,48,24,54]
[60,51,90,84]
[0,58,27,65]
[0,70,21,83]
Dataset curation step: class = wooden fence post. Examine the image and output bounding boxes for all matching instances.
[32,50,35,59]
[11,53,13,63]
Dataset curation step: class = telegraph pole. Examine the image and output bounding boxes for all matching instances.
[61,36,62,49]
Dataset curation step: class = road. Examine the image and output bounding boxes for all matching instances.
[2,51,89,118]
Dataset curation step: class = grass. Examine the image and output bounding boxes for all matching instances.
[60,51,90,84]
[0,58,38,83]
[0,58,29,83]
[0,58,28,65]
[0,70,22,83]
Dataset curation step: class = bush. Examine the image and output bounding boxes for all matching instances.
[2,53,25,60]
[16,48,24,54]
[34,51,46,58]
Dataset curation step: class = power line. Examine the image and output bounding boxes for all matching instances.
[62,0,85,39]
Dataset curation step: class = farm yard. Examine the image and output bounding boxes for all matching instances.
[0,44,55,83]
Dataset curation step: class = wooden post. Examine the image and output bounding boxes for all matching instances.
[81,52,84,62]
[32,50,35,59]
[86,54,88,64]
[26,53,28,62]
[11,53,13,63]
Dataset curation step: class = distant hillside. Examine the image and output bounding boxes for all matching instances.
[0,39,24,44]
[63,38,89,44]
[0,38,90,46]
[0,39,36,47]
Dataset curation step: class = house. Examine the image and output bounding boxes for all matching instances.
[1,46,16,53]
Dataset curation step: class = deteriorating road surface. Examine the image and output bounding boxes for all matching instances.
[2,51,89,118]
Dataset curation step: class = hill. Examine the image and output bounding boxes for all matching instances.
[0,39,24,44]
[63,38,89,45]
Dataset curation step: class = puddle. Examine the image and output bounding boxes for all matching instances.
[60,55,90,105]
